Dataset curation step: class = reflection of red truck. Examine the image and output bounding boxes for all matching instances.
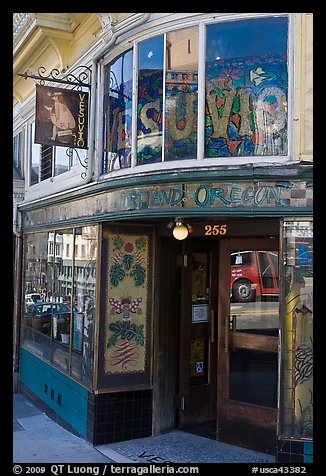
[230,251,279,302]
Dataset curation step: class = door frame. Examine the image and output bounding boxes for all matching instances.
[217,237,279,452]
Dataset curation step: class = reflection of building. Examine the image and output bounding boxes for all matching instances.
[57,230,96,304]
[13,13,313,463]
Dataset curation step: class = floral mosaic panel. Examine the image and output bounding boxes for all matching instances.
[105,233,150,375]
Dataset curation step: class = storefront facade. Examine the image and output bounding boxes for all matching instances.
[14,13,313,462]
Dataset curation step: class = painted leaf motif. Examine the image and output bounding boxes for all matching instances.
[109,264,125,286]
[130,265,146,286]
[135,325,144,345]
[135,237,146,250]
[113,236,124,249]
[109,321,123,334]
[107,334,118,348]
[123,253,134,270]
[107,321,145,347]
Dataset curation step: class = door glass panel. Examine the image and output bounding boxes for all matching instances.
[229,349,278,407]
[190,251,210,386]
[230,250,279,335]
[228,247,279,407]
[191,251,209,305]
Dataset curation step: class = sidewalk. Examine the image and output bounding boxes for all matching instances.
[13,392,113,463]
[13,391,275,464]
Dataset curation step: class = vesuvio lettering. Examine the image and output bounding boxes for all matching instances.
[120,183,293,210]
[76,93,87,148]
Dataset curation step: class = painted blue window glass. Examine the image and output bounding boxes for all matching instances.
[137,35,164,165]
[205,16,288,158]
[103,49,133,172]
[164,26,198,161]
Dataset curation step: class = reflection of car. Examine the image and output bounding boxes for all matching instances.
[26,302,76,326]
[25,293,42,304]
[230,251,279,303]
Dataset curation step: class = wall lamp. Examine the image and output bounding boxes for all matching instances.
[168,218,191,240]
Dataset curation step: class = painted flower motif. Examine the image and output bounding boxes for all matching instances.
[124,242,134,253]
[217,68,241,86]
[138,83,149,101]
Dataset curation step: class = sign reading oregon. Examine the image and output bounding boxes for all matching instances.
[119,181,295,210]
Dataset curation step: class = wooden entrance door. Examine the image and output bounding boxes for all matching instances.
[178,239,218,429]
[217,238,279,453]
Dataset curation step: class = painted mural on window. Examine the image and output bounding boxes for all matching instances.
[101,18,289,171]
[280,221,313,439]
[137,36,164,165]
[205,17,288,158]
[103,50,133,172]
[164,27,198,161]
[105,233,150,375]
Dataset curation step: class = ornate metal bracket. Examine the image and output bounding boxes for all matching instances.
[66,147,88,180]
[18,65,92,89]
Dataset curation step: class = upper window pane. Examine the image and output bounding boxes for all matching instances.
[30,122,41,185]
[205,17,288,158]
[13,131,24,177]
[137,35,164,165]
[103,50,133,172]
[165,26,199,161]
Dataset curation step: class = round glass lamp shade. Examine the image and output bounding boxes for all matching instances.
[173,223,189,240]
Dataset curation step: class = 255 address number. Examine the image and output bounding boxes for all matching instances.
[204,224,227,236]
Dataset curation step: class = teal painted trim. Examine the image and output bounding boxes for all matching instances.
[304,455,313,463]
[304,441,313,455]
[20,348,88,437]
[19,163,312,212]
[23,207,313,232]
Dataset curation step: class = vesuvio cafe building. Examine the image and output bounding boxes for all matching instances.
[18,13,313,463]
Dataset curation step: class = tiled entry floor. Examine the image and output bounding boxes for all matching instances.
[97,429,276,464]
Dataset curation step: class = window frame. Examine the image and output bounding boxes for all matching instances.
[13,129,25,178]
[98,13,293,180]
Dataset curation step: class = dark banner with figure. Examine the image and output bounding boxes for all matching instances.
[35,85,89,149]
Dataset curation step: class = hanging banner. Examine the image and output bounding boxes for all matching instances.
[35,85,89,149]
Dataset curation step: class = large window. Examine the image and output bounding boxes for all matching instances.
[30,122,87,185]
[164,26,198,161]
[102,50,133,172]
[137,35,164,165]
[205,17,288,158]
[21,226,98,387]
[279,221,313,439]
[102,15,289,172]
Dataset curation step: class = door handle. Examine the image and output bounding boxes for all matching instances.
[230,314,237,332]
[210,309,215,343]
[225,316,229,353]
